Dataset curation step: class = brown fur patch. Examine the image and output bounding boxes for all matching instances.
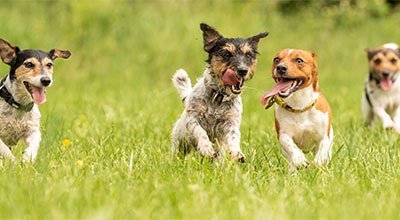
[315,93,332,137]
[222,43,236,53]
[272,49,319,91]
[210,56,228,87]
[15,57,53,82]
[368,50,400,75]
[274,112,280,139]
[240,43,253,54]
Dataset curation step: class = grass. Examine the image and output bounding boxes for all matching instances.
[0,0,400,219]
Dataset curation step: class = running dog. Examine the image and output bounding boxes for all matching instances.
[261,49,333,170]
[172,23,268,162]
[0,38,70,162]
[362,43,400,131]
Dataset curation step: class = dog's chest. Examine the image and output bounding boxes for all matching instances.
[276,107,328,150]
[0,104,40,146]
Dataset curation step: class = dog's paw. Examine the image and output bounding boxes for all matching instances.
[230,151,246,163]
[393,124,400,133]
[314,154,330,166]
[291,152,309,168]
[198,141,216,158]
[383,121,395,130]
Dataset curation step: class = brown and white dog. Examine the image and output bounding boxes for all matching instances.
[0,38,70,162]
[362,43,400,131]
[261,49,333,170]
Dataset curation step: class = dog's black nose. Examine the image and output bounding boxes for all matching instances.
[40,77,51,86]
[276,65,287,75]
[237,69,248,77]
[382,71,390,77]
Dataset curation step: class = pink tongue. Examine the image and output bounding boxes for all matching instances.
[260,80,293,106]
[381,78,392,91]
[222,69,240,86]
[31,86,46,105]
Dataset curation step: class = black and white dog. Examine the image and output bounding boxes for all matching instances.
[0,38,70,162]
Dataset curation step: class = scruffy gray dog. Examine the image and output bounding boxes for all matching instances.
[172,23,268,162]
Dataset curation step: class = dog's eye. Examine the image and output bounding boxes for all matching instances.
[391,58,397,64]
[46,63,53,68]
[223,51,233,59]
[246,53,253,59]
[374,58,381,65]
[24,62,34,68]
[273,58,280,64]
[295,58,304,64]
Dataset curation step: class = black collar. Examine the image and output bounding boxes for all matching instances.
[0,76,34,112]
[211,88,233,105]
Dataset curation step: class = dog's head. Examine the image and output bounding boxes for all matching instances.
[0,38,71,104]
[200,23,268,94]
[366,43,400,91]
[260,49,318,106]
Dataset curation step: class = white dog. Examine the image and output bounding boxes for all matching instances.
[362,43,400,131]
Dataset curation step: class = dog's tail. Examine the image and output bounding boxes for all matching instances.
[172,69,192,105]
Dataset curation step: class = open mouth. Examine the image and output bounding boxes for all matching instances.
[23,81,47,105]
[379,75,393,91]
[260,77,304,106]
[222,69,245,94]
[274,77,303,97]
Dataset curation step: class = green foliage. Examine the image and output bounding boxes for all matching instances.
[0,0,400,219]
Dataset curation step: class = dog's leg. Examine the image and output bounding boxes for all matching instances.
[373,107,395,129]
[0,139,15,161]
[279,133,308,170]
[187,118,216,157]
[391,106,400,133]
[22,130,41,162]
[314,127,333,166]
[222,125,245,162]
[361,92,373,125]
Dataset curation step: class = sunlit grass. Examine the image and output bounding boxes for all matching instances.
[0,1,399,219]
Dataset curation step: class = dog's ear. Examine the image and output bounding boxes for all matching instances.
[200,23,223,53]
[0,38,20,65]
[396,48,400,58]
[248,32,269,49]
[365,48,377,60]
[49,49,71,60]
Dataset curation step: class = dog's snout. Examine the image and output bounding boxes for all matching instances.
[382,71,390,77]
[276,65,287,75]
[237,69,248,77]
[40,77,51,86]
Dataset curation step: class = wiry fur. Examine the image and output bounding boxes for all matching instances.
[172,23,268,161]
[362,43,400,131]
[0,38,70,162]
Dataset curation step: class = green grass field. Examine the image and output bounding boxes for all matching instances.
[0,1,400,219]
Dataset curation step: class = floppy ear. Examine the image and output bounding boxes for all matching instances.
[200,23,223,53]
[365,48,377,60]
[309,51,319,90]
[248,32,269,49]
[0,38,19,65]
[49,49,71,60]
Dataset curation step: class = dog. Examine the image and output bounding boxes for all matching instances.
[260,49,333,170]
[0,38,70,162]
[362,43,400,131]
[171,23,268,162]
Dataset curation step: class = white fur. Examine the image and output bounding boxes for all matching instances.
[0,75,42,162]
[275,85,333,171]
[172,68,245,161]
[362,75,400,131]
